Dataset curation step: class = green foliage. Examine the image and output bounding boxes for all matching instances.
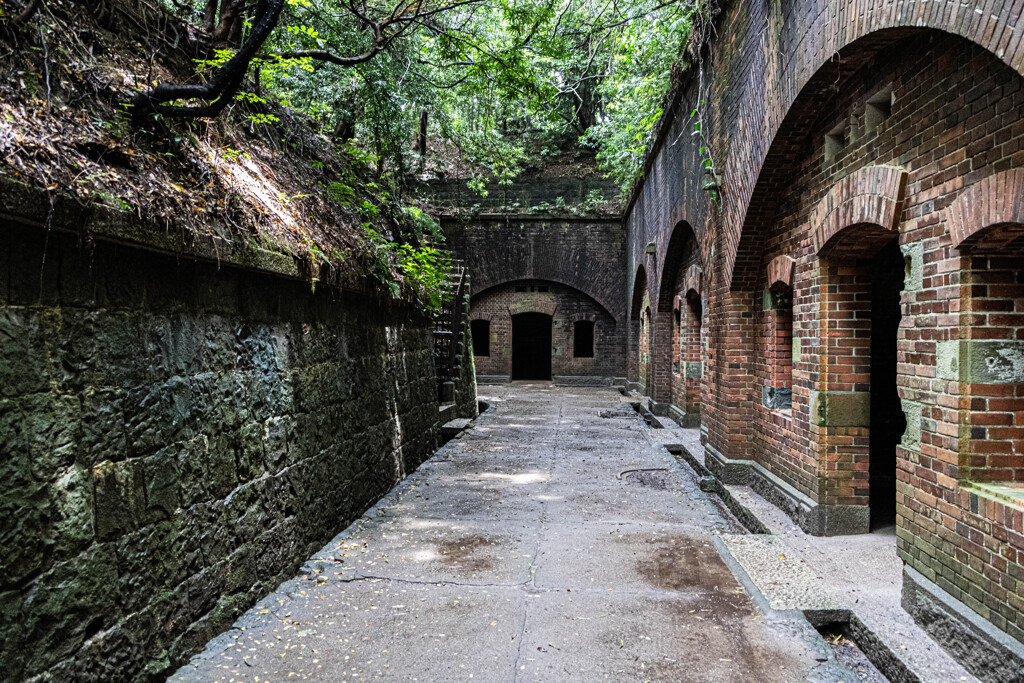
[327,181,355,204]
[403,206,445,243]
[363,226,451,312]
[583,6,696,189]
[143,0,700,303]
[244,0,699,197]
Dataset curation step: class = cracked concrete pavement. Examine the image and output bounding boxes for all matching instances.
[172,385,861,682]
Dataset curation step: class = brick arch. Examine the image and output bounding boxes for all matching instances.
[767,255,795,290]
[630,264,648,321]
[508,300,558,317]
[946,169,1024,250]
[682,264,704,298]
[657,221,701,313]
[725,12,1024,290]
[472,280,613,320]
[809,166,908,256]
[471,274,615,321]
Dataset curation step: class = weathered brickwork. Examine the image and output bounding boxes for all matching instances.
[624,0,1024,665]
[0,220,442,681]
[470,280,622,381]
[446,216,627,382]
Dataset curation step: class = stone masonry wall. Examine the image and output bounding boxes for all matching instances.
[0,219,440,681]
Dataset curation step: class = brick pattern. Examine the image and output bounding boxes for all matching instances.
[946,168,1024,248]
[444,217,626,322]
[964,252,1024,484]
[469,281,623,379]
[624,0,1024,646]
[767,255,795,289]
[809,165,907,255]
[663,254,704,415]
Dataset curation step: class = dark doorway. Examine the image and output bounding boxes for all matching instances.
[512,313,552,380]
[869,239,906,529]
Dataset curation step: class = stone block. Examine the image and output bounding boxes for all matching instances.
[900,399,922,451]
[900,241,924,292]
[762,385,792,410]
[809,390,870,428]
[937,340,1024,384]
[92,459,145,541]
[903,567,1024,683]
[143,451,180,522]
[52,465,94,555]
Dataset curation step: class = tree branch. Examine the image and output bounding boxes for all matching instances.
[8,0,42,25]
[130,0,285,119]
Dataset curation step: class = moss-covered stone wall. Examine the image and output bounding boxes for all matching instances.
[0,219,440,681]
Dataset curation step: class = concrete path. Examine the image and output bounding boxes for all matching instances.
[172,385,857,682]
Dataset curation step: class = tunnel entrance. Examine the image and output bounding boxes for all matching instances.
[869,239,905,530]
[512,313,552,380]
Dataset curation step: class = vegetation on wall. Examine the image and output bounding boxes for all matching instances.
[0,0,709,306]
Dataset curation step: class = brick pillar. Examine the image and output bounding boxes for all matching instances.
[706,288,755,461]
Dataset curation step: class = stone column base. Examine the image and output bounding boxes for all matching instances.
[902,566,1024,683]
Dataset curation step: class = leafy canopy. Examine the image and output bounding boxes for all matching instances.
[155,0,701,192]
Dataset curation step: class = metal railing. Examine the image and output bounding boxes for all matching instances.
[433,258,466,399]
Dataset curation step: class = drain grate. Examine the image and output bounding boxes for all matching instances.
[816,624,889,683]
[619,468,673,490]
[599,408,635,419]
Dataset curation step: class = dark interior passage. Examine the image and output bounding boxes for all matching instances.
[512,313,553,380]
[869,239,906,529]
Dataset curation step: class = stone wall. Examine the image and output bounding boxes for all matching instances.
[624,0,1024,669]
[0,218,441,681]
[425,174,619,213]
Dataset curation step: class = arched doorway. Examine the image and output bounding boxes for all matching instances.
[639,302,652,395]
[655,222,701,409]
[629,265,649,390]
[512,313,552,380]
[868,239,905,528]
[816,210,907,531]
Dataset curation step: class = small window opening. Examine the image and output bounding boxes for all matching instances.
[825,121,847,165]
[766,285,793,411]
[673,308,682,374]
[515,285,527,293]
[865,87,893,133]
[573,320,595,358]
[537,285,549,293]
[471,319,490,357]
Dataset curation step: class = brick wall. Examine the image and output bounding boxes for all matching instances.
[470,281,623,380]
[446,216,627,381]
[625,0,1024,650]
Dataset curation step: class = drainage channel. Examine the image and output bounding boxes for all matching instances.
[818,621,890,682]
[665,443,915,683]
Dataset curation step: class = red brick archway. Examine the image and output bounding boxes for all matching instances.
[628,265,649,387]
[945,169,1024,250]
[653,222,701,408]
[809,167,909,532]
